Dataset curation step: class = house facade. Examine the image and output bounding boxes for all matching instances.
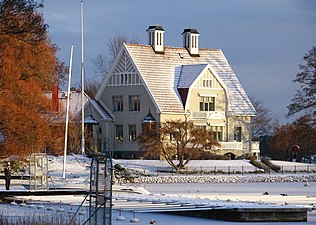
[87,25,259,159]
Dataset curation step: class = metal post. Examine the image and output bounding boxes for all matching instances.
[80,0,85,154]
[88,157,94,224]
[88,155,113,224]
[63,44,74,179]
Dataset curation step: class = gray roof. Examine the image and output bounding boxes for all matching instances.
[182,28,199,34]
[178,64,208,88]
[89,99,113,121]
[124,44,256,116]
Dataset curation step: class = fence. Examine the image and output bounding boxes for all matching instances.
[153,164,316,176]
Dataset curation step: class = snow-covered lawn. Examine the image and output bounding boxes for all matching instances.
[1,155,316,224]
[46,155,316,176]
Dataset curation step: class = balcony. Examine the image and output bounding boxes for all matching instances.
[191,111,225,120]
[213,141,260,153]
[218,141,243,151]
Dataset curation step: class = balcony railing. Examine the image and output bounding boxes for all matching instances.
[213,141,260,152]
[192,111,225,120]
[218,141,243,151]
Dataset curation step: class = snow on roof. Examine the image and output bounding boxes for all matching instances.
[89,99,114,121]
[46,91,89,123]
[125,44,256,116]
[177,64,208,88]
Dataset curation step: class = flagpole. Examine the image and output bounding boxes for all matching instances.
[63,44,74,179]
[80,0,85,154]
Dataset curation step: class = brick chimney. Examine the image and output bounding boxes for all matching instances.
[52,84,59,112]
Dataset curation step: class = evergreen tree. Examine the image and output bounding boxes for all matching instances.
[287,46,316,126]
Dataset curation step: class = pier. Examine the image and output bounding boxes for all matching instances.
[0,189,309,222]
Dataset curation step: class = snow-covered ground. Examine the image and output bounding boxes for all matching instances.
[1,155,316,224]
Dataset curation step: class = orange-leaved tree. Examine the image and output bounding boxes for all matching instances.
[138,119,220,170]
[0,0,66,157]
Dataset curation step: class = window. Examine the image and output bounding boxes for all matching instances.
[129,124,137,141]
[210,126,223,141]
[128,74,132,84]
[129,95,140,111]
[112,96,123,112]
[169,131,178,141]
[125,73,128,84]
[120,74,124,84]
[199,97,215,111]
[234,127,242,142]
[202,79,212,88]
[150,33,154,45]
[115,125,123,141]
[196,125,206,130]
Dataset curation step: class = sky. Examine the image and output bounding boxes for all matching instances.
[41,0,316,124]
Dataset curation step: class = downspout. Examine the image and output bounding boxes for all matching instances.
[249,116,254,158]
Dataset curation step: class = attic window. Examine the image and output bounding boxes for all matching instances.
[178,53,184,59]
[202,78,212,88]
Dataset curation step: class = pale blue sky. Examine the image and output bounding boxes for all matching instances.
[41,0,316,123]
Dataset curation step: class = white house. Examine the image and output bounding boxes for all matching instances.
[86,25,259,159]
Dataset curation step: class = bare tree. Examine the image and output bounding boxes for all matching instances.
[250,96,273,138]
[93,34,139,78]
[78,79,100,99]
[138,119,220,171]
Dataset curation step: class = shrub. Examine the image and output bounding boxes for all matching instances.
[261,158,281,172]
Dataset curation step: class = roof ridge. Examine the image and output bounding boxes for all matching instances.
[125,43,221,51]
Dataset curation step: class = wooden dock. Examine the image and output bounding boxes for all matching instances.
[113,196,309,222]
[0,190,309,222]
[0,189,88,199]
[162,206,308,222]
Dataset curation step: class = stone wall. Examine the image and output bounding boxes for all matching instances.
[133,174,316,184]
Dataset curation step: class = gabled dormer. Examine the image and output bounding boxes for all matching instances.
[182,28,200,56]
[177,64,228,114]
[146,25,165,53]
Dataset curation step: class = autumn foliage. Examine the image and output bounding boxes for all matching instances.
[0,0,66,157]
